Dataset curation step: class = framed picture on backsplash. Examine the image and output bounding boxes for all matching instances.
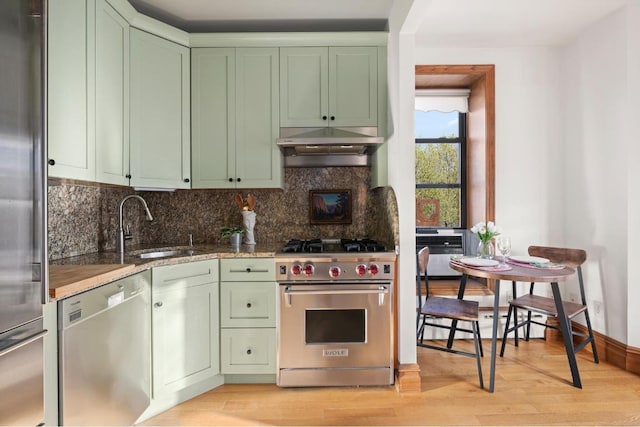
[309,189,352,225]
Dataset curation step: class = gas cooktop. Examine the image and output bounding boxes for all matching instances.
[280,238,387,254]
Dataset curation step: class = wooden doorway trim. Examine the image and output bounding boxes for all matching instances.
[415,64,495,224]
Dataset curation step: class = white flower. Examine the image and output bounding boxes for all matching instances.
[471,220,501,243]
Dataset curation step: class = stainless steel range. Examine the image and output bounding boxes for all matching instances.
[276,238,395,387]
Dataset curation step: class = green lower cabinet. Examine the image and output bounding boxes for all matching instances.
[151,260,220,397]
[219,258,276,377]
[220,328,276,374]
[220,282,276,328]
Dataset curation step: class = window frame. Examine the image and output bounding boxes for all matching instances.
[415,111,467,231]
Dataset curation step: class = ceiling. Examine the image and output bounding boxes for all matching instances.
[127,0,628,46]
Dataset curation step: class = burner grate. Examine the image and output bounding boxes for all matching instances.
[281,238,386,254]
[340,238,387,253]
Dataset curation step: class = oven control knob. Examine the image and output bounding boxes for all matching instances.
[368,263,380,276]
[355,264,367,276]
[303,263,315,276]
[291,264,302,276]
[329,266,341,278]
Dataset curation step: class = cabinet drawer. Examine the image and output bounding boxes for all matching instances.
[220,258,275,281]
[220,328,276,374]
[220,282,276,328]
[152,260,218,292]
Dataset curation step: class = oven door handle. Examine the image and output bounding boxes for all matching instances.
[283,286,389,307]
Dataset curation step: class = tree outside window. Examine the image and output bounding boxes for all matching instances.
[415,110,466,229]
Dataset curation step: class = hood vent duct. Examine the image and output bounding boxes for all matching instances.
[277,127,384,167]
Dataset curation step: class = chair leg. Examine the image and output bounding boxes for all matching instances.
[511,281,519,344]
[417,314,426,343]
[582,310,600,363]
[472,321,484,389]
[475,321,484,357]
[525,310,532,341]
[500,304,514,357]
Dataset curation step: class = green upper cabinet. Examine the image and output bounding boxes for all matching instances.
[191,48,282,189]
[280,46,378,128]
[191,48,235,189]
[47,0,95,181]
[129,28,190,189]
[235,48,281,189]
[279,47,328,128]
[370,45,388,188]
[94,0,129,186]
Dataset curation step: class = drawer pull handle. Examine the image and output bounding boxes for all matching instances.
[154,302,163,308]
[246,302,252,308]
[246,348,252,355]
[229,269,270,273]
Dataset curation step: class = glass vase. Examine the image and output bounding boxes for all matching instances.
[477,240,495,259]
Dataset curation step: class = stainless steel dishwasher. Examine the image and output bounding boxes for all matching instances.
[58,271,151,426]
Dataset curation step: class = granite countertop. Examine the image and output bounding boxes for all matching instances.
[48,242,282,300]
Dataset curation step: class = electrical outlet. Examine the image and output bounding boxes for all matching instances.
[593,300,603,315]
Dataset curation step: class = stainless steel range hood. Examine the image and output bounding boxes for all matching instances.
[277,127,384,167]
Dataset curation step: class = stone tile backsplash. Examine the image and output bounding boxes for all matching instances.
[48,168,399,260]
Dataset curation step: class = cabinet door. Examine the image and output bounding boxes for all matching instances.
[235,48,282,188]
[191,48,236,189]
[279,47,328,127]
[370,46,388,188]
[152,282,218,397]
[95,0,129,185]
[151,260,219,397]
[329,47,378,127]
[130,28,190,189]
[47,0,95,180]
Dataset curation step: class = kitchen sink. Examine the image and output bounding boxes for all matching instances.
[132,249,203,259]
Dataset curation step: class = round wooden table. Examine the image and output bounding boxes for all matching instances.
[449,261,578,392]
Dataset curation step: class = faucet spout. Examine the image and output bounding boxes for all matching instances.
[118,195,153,255]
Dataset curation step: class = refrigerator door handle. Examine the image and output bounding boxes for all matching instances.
[0,330,48,358]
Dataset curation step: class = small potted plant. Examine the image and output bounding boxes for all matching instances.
[221,226,244,246]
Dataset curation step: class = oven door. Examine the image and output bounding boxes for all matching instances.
[277,282,393,385]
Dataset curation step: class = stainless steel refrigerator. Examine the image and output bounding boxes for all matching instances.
[0,0,48,425]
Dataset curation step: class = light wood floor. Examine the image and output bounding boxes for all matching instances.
[140,340,640,426]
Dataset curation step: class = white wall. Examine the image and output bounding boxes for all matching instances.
[626,0,640,349]
[562,6,633,345]
[387,0,428,366]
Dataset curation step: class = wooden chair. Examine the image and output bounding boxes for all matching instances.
[416,247,484,388]
[500,246,599,365]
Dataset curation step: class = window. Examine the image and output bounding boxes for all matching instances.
[415,110,467,230]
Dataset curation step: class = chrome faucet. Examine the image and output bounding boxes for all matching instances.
[118,195,153,255]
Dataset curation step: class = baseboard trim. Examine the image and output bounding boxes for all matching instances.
[396,363,421,392]
[545,318,640,375]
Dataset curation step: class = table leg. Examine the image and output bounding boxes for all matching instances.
[446,274,468,349]
[551,282,582,388]
[489,279,500,392]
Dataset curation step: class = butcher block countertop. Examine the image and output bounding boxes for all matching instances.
[49,264,137,299]
[48,242,282,300]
